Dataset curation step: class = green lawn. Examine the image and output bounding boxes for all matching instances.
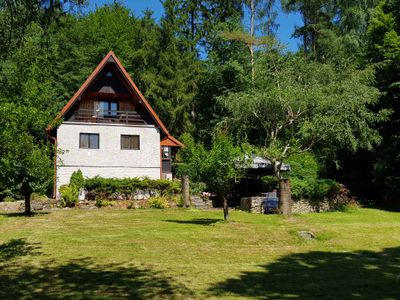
[0,208,399,299]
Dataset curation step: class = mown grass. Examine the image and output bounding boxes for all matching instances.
[0,208,399,299]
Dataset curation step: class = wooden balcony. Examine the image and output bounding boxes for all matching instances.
[72,109,146,125]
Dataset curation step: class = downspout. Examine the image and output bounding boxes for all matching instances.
[46,129,57,199]
[159,144,163,180]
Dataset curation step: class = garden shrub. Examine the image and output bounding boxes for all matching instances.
[4,196,15,202]
[314,179,340,199]
[287,152,319,181]
[95,198,114,208]
[287,152,340,200]
[31,193,48,201]
[83,176,181,199]
[148,196,170,209]
[70,169,84,189]
[291,177,316,199]
[190,181,207,195]
[59,184,79,207]
[170,194,184,207]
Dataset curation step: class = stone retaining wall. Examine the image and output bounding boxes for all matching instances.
[0,199,59,212]
[240,197,335,214]
[240,197,264,213]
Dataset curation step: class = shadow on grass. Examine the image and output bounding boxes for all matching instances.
[0,238,41,262]
[0,258,193,299]
[0,212,50,218]
[208,247,400,299]
[165,218,221,226]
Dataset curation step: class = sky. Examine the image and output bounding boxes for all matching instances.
[86,0,302,52]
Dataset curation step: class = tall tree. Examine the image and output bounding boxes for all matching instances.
[0,24,56,212]
[282,0,377,61]
[217,52,386,212]
[368,0,400,203]
[0,0,85,58]
[178,133,248,220]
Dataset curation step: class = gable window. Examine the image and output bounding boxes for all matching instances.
[161,146,172,174]
[80,133,99,149]
[121,135,140,150]
[99,101,118,117]
[162,159,171,173]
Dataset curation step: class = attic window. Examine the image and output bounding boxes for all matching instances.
[106,72,113,78]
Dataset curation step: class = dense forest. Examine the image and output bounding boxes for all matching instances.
[0,0,398,207]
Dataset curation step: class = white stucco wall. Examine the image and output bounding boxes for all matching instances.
[56,122,161,195]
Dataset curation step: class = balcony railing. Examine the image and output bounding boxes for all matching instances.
[73,109,146,125]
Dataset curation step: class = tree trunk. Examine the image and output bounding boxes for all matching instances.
[182,175,190,207]
[23,186,32,215]
[222,195,229,221]
[279,178,292,215]
[250,0,255,81]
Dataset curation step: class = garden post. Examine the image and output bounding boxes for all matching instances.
[182,175,190,207]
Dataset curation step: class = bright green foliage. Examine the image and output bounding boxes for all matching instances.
[70,170,84,190]
[287,152,339,199]
[95,199,114,208]
[0,23,55,211]
[287,152,319,180]
[59,184,79,207]
[178,133,248,198]
[287,152,319,198]
[148,196,170,209]
[58,170,83,207]
[218,52,385,172]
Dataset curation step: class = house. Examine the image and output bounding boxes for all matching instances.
[46,51,182,198]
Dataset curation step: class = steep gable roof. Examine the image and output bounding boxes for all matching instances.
[48,51,182,147]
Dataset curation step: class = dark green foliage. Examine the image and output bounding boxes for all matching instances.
[83,177,181,199]
[282,0,377,63]
[261,176,279,191]
[178,133,248,197]
[367,0,400,203]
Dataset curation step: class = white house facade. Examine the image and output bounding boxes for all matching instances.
[47,51,182,198]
